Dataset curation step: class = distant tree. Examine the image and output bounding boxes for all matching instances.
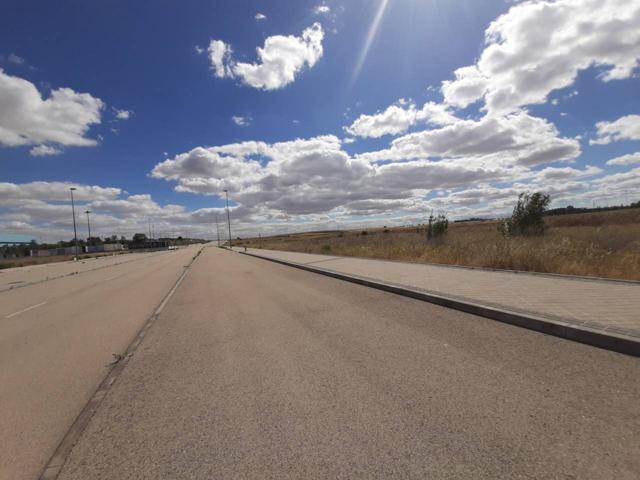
[132,233,147,243]
[499,192,551,237]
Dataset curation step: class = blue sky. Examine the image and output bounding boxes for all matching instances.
[1,0,639,241]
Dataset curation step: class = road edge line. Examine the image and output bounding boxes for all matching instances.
[240,251,640,358]
[38,246,205,480]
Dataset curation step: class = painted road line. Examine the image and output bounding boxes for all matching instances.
[6,301,48,319]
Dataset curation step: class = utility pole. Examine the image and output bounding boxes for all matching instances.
[215,214,221,247]
[84,210,92,240]
[70,187,79,261]
[224,189,232,248]
[148,218,152,239]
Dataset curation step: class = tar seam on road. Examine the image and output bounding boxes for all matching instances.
[5,301,48,319]
[38,246,204,480]
[240,251,640,358]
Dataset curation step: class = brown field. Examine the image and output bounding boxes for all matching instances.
[238,208,640,281]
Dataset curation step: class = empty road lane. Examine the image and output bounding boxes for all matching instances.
[0,245,201,480]
[58,247,640,479]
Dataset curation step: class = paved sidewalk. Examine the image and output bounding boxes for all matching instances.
[242,248,640,342]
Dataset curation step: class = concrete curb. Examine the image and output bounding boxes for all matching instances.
[240,251,640,358]
[38,246,205,480]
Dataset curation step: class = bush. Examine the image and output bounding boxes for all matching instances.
[499,192,551,237]
[321,244,332,253]
[427,214,448,241]
[361,230,368,236]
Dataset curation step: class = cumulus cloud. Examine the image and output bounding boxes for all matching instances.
[606,151,640,166]
[0,181,246,242]
[29,144,63,156]
[590,115,640,145]
[358,111,580,166]
[345,100,458,138]
[0,181,121,203]
[151,135,520,218]
[208,40,233,78]
[441,0,640,113]
[255,13,267,21]
[207,23,324,90]
[114,109,132,120]
[231,115,252,126]
[314,5,331,14]
[0,69,103,148]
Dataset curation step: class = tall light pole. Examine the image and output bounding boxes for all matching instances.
[84,210,92,240]
[223,189,232,248]
[215,214,221,247]
[69,187,79,260]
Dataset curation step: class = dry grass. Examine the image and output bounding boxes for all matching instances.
[239,208,640,281]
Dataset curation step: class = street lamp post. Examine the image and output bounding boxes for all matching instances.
[223,189,232,248]
[215,214,221,247]
[70,187,79,261]
[85,210,92,240]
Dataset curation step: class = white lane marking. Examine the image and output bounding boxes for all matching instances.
[104,274,122,282]
[6,301,48,319]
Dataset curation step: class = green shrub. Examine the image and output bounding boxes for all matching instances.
[427,214,448,240]
[321,244,332,253]
[499,192,551,237]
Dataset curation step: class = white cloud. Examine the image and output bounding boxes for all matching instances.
[194,45,205,55]
[0,181,121,203]
[114,109,132,120]
[345,100,457,138]
[150,135,520,218]
[358,111,580,166]
[208,40,233,78]
[231,115,252,126]
[255,13,267,21]
[0,181,243,242]
[441,0,640,113]
[314,5,331,14]
[29,144,63,156]
[606,151,640,166]
[0,69,103,148]
[590,115,640,145]
[441,66,488,109]
[207,23,324,90]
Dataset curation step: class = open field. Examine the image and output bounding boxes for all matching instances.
[238,208,640,281]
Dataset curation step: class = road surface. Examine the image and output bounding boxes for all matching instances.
[57,246,640,479]
[0,245,201,480]
[0,250,173,292]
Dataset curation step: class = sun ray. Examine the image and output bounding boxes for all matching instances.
[349,0,391,88]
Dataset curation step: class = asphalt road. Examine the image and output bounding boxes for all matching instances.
[57,246,640,479]
[0,250,173,292]
[0,245,201,480]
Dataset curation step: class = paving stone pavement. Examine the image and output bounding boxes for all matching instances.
[243,248,640,339]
